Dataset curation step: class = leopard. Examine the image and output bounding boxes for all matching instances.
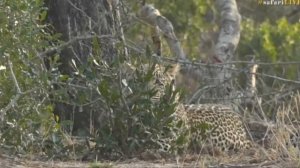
[179,104,252,152]
[149,63,253,154]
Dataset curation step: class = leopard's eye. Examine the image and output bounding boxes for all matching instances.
[155,78,164,86]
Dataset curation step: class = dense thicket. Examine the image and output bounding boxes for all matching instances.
[0,0,299,159]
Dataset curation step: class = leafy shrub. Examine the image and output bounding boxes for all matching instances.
[92,60,184,158]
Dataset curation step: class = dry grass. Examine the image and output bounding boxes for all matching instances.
[1,94,300,168]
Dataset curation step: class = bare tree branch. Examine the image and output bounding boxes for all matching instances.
[213,0,241,64]
[139,4,186,60]
[37,34,113,59]
[8,61,22,94]
[112,0,129,58]
[0,60,23,121]
[243,56,260,111]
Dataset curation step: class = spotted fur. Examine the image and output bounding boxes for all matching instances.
[150,63,252,153]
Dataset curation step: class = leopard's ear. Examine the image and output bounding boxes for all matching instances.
[166,63,180,78]
[173,64,180,75]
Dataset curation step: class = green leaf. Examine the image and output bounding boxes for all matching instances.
[59,74,69,82]
[144,64,156,82]
[98,80,110,99]
[39,10,47,21]
[145,45,152,58]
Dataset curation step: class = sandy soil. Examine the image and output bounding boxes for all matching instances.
[1,154,299,168]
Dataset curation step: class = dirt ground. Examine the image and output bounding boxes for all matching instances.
[1,153,299,168]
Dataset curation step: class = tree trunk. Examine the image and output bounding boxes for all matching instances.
[45,0,117,135]
[207,0,241,104]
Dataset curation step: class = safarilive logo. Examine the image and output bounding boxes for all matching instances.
[258,0,300,5]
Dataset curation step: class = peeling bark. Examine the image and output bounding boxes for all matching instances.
[210,0,241,103]
[213,0,241,64]
[139,4,186,60]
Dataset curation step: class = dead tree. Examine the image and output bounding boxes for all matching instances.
[139,4,186,60]
[208,0,242,103]
[138,1,242,106]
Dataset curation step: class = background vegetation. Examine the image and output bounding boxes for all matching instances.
[0,0,299,162]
